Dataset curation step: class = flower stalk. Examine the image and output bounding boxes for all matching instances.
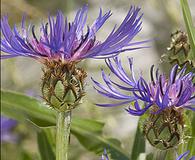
[40,61,86,160]
[56,110,71,160]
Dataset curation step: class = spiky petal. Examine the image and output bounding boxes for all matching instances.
[92,57,195,116]
[176,151,195,160]
[1,5,148,62]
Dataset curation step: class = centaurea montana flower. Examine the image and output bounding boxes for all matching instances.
[176,151,195,160]
[1,5,148,111]
[92,57,194,149]
[1,5,147,62]
[92,57,195,115]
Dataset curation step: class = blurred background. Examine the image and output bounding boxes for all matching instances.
[1,0,195,159]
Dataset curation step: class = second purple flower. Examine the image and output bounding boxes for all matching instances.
[92,57,195,149]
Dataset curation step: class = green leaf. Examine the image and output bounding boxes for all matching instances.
[1,90,56,127]
[131,118,145,160]
[72,118,129,159]
[1,90,105,131]
[19,150,38,160]
[192,113,195,138]
[177,111,195,159]
[1,90,128,159]
[37,129,55,160]
[72,117,104,134]
[187,113,195,156]
[180,0,195,62]
[71,125,129,160]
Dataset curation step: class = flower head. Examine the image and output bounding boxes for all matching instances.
[92,57,195,116]
[1,5,147,63]
[176,151,195,160]
[1,115,18,143]
[1,5,148,112]
[92,57,194,149]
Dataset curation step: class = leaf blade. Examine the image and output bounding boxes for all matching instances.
[1,90,128,159]
[37,129,55,160]
[71,125,129,160]
[180,0,195,61]
[131,119,145,160]
[1,90,56,127]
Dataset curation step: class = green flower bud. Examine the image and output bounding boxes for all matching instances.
[166,30,193,67]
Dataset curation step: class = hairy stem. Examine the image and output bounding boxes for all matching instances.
[56,111,71,160]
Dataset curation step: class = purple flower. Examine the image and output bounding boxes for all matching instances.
[92,57,195,116]
[100,149,109,160]
[1,115,18,143]
[0,5,147,63]
[176,151,195,160]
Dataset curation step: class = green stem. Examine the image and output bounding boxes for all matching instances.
[56,111,71,160]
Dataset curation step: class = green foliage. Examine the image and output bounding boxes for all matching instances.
[1,90,56,127]
[187,114,195,157]
[180,0,195,62]
[1,90,128,159]
[131,119,145,160]
[176,107,195,158]
[72,117,105,134]
[72,124,129,160]
[19,150,38,160]
[37,129,56,160]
